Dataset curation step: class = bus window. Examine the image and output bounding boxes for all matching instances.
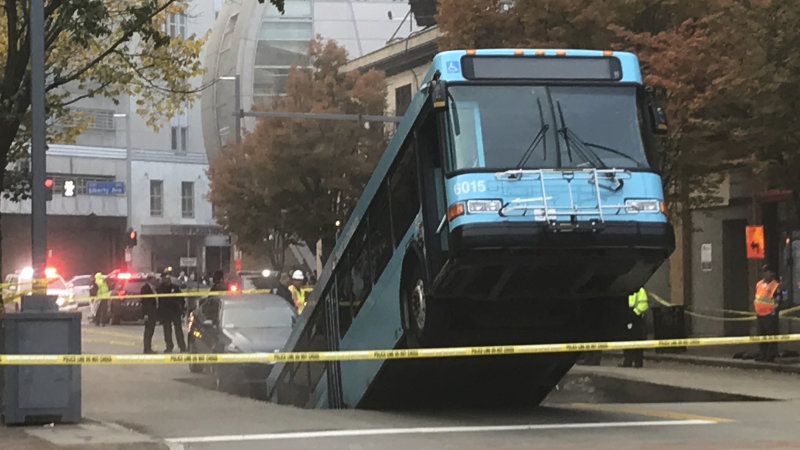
[447,101,483,169]
[336,222,372,336]
[350,246,371,317]
[368,184,393,282]
[335,268,352,335]
[389,142,420,247]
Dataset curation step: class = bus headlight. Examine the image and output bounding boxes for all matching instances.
[625,199,662,214]
[467,199,503,214]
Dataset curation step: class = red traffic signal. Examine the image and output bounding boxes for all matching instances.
[44,177,54,201]
[126,229,138,247]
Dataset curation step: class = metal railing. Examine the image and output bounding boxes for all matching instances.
[496,168,633,223]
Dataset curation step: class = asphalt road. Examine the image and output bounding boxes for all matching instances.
[4,316,800,449]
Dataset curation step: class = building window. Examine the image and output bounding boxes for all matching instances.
[395,84,412,116]
[171,125,188,152]
[150,180,163,217]
[55,108,115,130]
[181,181,194,218]
[253,2,312,103]
[167,13,187,39]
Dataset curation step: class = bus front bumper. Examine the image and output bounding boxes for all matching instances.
[439,221,674,301]
[451,220,674,251]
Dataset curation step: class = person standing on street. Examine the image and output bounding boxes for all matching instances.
[620,287,649,368]
[274,272,293,307]
[91,272,111,326]
[288,270,308,313]
[210,270,226,293]
[140,274,159,354]
[754,266,783,362]
[157,270,186,353]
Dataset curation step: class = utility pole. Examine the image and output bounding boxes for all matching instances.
[30,0,47,292]
[219,75,242,145]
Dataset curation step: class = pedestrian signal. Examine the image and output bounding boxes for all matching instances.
[63,180,76,197]
[746,225,765,260]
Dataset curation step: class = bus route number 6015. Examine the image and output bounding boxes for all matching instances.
[453,180,487,195]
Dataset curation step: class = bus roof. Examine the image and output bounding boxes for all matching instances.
[429,49,642,84]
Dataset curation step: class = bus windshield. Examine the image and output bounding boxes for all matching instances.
[446,85,649,172]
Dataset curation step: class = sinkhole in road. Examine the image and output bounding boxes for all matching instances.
[544,372,771,404]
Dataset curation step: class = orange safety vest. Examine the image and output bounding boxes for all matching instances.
[753,280,780,316]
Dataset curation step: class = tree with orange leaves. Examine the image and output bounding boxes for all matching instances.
[209,39,387,267]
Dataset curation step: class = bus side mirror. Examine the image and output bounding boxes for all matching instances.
[649,103,668,135]
[645,86,668,135]
[431,79,447,110]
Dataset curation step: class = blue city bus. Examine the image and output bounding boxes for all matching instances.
[267,49,674,409]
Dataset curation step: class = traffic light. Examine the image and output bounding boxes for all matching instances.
[126,228,138,247]
[44,177,54,201]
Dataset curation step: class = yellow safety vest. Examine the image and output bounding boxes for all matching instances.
[754,280,780,316]
[96,278,110,298]
[289,285,307,313]
[628,287,649,316]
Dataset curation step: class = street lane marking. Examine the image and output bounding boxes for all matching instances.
[82,338,139,348]
[165,419,715,444]
[82,328,142,340]
[565,403,733,424]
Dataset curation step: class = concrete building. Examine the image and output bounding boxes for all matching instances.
[2,0,229,279]
[201,0,423,159]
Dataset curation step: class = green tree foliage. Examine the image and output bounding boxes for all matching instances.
[209,39,387,266]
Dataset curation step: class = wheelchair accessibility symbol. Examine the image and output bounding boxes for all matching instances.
[446,61,461,73]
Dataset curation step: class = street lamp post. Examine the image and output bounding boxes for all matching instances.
[30,0,47,290]
[114,110,133,269]
[219,75,242,145]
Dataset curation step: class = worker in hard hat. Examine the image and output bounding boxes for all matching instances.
[288,270,308,313]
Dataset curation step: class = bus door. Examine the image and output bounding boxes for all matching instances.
[414,108,448,282]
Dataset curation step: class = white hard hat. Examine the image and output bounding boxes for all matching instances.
[291,270,305,281]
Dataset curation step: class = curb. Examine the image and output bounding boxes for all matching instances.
[643,352,800,374]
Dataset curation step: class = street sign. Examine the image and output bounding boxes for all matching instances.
[180,257,197,267]
[746,225,765,260]
[700,243,712,272]
[86,180,125,196]
[124,247,132,263]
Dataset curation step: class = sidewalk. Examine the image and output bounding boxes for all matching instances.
[624,341,800,374]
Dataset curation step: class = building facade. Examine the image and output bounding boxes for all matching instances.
[2,0,230,279]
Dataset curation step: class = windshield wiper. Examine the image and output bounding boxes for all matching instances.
[581,142,643,167]
[555,101,607,169]
[447,90,461,135]
[515,98,549,170]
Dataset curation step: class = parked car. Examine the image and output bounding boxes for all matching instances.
[229,270,277,292]
[3,267,71,311]
[66,274,93,308]
[186,294,296,397]
[106,272,150,325]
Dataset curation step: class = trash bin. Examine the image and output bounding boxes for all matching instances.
[2,310,81,424]
[652,306,687,353]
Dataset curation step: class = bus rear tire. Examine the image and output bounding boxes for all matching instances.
[401,264,448,348]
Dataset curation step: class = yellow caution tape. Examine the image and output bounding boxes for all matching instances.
[648,292,800,323]
[1,334,799,366]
